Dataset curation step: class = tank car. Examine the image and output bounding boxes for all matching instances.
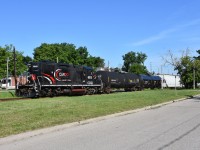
[124,73,143,91]
[96,71,142,93]
[140,74,161,89]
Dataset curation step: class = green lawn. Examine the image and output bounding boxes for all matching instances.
[0,89,200,138]
[0,90,16,98]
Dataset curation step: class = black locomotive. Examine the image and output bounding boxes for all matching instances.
[17,61,101,97]
[16,61,161,97]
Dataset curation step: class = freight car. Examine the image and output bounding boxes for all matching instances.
[96,71,142,93]
[140,74,161,89]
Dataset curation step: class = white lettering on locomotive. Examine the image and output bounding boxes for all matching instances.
[87,81,93,85]
[55,69,70,81]
[87,76,92,79]
[59,72,69,77]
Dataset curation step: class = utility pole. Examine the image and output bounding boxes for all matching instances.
[13,47,17,93]
[175,75,177,91]
[108,61,110,71]
[6,57,9,90]
[161,65,163,89]
[193,61,195,90]
[150,62,152,73]
[175,75,177,95]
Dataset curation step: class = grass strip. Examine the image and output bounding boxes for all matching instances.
[0,89,200,137]
[0,90,16,98]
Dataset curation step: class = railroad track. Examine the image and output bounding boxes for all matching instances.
[0,90,128,102]
[0,97,32,102]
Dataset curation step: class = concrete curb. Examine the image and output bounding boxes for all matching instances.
[0,95,199,145]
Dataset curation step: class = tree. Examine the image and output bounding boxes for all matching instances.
[122,51,136,72]
[136,52,147,65]
[33,43,76,63]
[33,43,105,68]
[76,46,89,65]
[122,51,147,74]
[195,49,200,60]
[11,50,28,76]
[163,49,200,88]
[23,56,32,65]
[0,45,29,78]
[86,56,105,68]
[0,46,9,78]
[176,56,200,88]
[129,63,148,74]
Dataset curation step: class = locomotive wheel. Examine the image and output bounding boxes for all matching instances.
[86,88,96,95]
[131,87,136,91]
[105,87,111,94]
[15,90,21,97]
[124,88,128,92]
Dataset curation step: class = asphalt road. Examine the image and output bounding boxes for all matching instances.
[1,96,200,150]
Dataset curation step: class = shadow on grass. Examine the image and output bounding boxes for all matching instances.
[9,91,15,97]
[186,95,194,99]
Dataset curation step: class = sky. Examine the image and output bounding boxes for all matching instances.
[1,0,200,74]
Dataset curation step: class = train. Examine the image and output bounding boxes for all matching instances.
[16,61,162,97]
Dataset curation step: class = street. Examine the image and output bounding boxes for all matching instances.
[1,96,200,150]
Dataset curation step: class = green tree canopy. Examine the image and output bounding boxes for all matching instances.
[87,56,105,68]
[0,45,29,79]
[122,51,148,74]
[195,49,200,60]
[33,43,104,68]
[23,56,32,65]
[129,63,148,74]
[163,49,200,88]
[174,55,200,88]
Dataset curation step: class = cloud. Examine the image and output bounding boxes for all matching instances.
[132,19,200,46]
[132,28,177,46]
[181,37,200,42]
[179,18,200,28]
